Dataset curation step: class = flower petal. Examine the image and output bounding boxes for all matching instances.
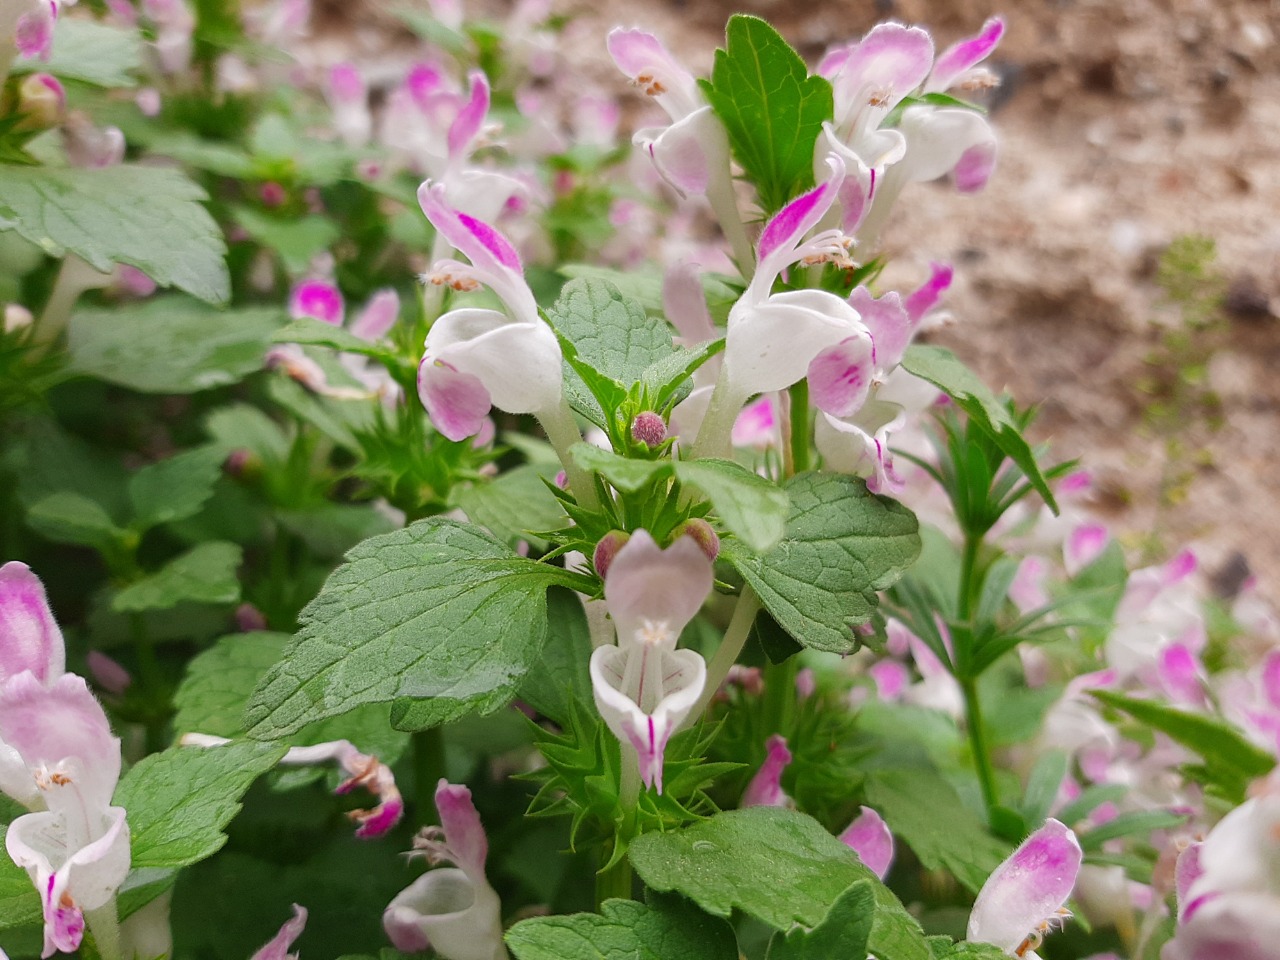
[741,734,792,808]
[0,561,65,685]
[350,290,400,342]
[603,531,713,648]
[447,71,490,162]
[756,157,844,272]
[418,357,491,442]
[967,819,1082,953]
[927,17,1005,93]
[839,806,895,879]
[725,289,865,396]
[250,904,308,960]
[807,332,875,417]
[434,781,488,878]
[383,867,505,960]
[288,280,344,325]
[903,262,953,324]
[849,287,911,372]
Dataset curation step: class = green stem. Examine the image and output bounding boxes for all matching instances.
[788,380,810,476]
[129,613,169,754]
[537,398,599,511]
[34,255,109,345]
[688,367,746,463]
[596,750,639,908]
[595,842,634,907]
[704,154,755,276]
[85,901,123,960]
[958,532,981,621]
[961,676,999,820]
[761,654,798,737]
[692,587,761,719]
[413,727,446,825]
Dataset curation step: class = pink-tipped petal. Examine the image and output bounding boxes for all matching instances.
[434,781,488,876]
[0,561,65,684]
[350,289,400,341]
[1158,644,1205,706]
[1262,652,1280,712]
[869,659,908,701]
[1175,842,1204,922]
[839,806,895,879]
[15,2,56,60]
[418,357,492,442]
[808,333,875,418]
[968,819,1082,953]
[954,141,997,193]
[447,71,490,161]
[903,262,954,324]
[289,280,345,325]
[1065,524,1110,577]
[603,531,714,648]
[1009,557,1051,614]
[419,182,522,275]
[928,17,1005,92]
[731,395,778,449]
[849,287,911,372]
[249,904,308,960]
[757,159,845,267]
[849,23,935,97]
[741,735,792,808]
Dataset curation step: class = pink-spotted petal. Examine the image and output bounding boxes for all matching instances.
[15,2,57,60]
[289,280,344,325]
[756,157,844,269]
[604,531,713,647]
[808,333,875,418]
[249,904,308,960]
[0,561,65,684]
[447,71,490,162]
[418,357,491,442]
[904,262,954,323]
[967,819,1082,953]
[849,287,911,372]
[434,780,488,877]
[731,395,778,449]
[839,806,895,879]
[350,289,399,341]
[741,735,792,808]
[928,17,1006,93]
[418,181,522,275]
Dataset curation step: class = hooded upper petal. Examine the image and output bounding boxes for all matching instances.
[839,805,895,879]
[927,17,1005,93]
[250,904,308,960]
[741,734,792,808]
[383,868,506,960]
[968,819,1082,954]
[603,531,714,650]
[0,561,65,685]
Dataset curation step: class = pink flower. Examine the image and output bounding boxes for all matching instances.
[250,904,308,960]
[741,735,792,808]
[839,806,895,879]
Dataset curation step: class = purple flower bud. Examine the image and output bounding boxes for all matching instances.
[593,530,631,580]
[673,518,719,562]
[260,181,287,208]
[14,73,65,131]
[235,603,268,632]
[631,411,667,448]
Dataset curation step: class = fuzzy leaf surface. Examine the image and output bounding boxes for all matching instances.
[545,278,676,387]
[629,807,929,960]
[243,520,575,738]
[115,741,286,869]
[0,166,229,303]
[112,542,242,613]
[673,458,788,553]
[723,473,919,653]
[506,896,738,960]
[765,881,875,960]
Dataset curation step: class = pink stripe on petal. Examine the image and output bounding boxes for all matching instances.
[1066,523,1110,576]
[850,287,911,371]
[447,71,490,161]
[929,17,1005,92]
[1164,549,1197,584]
[1059,470,1093,495]
[434,780,488,874]
[903,262,953,323]
[757,175,840,266]
[839,806,894,879]
[1262,652,1280,711]
[808,334,875,417]
[418,357,491,442]
[1158,643,1204,706]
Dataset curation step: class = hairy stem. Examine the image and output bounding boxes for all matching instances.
[961,675,999,820]
[788,380,810,476]
[35,256,110,345]
[688,366,746,463]
[538,397,599,511]
[693,587,761,718]
[85,901,123,960]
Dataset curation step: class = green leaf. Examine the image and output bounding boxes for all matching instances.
[673,458,789,553]
[174,632,294,737]
[276,503,399,560]
[69,297,283,392]
[517,587,593,727]
[270,317,392,359]
[0,166,229,304]
[0,854,40,930]
[112,542,243,613]
[766,881,875,960]
[455,464,567,550]
[701,16,834,216]
[1078,810,1188,852]
[506,896,739,960]
[545,278,676,387]
[12,18,141,87]
[115,740,287,869]
[128,446,226,532]
[234,207,340,274]
[723,473,920,653]
[901,346,1057,513]
[641,340,724,413]
[242,519,575,739]
[1091,690,1275,802]
[863,769,1009,894]
[629,807,929,960]
[570,442,669,494]
[25,491,126,552]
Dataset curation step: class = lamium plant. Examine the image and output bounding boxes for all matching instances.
[0,3,1275,960]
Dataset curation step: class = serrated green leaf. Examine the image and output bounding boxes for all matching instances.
[901,346,1057,513]
[25,490,126,551]
[174,632,294,737]
[243,519,576,739]
[204,404,290,462]
[115,740,287,869]
[12,18,141,87]
[128,446,226,532]
[545,278,676,386]
[518,587,593,727]
[629,808,929,960]
[69,297,283,393]
[641,339,724,412]
[701,16,834,216]
[0,853,40,930]
[112,541,243,612]
[673,458,788,553]
[270,317,392,359]
[507,896,738,960]
[570,442,669,494]
[455,464,566,550]
[863,769,1009,894]
[234,207,340,274]
[724,473,920,653]
[0,166,229,303]
[1090,690,1274,802]
[766,881,875,960]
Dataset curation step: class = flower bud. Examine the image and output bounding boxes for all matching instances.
[4,305,34,334]
[673,518,719,561]
[13,73,65,132]
[631,411,667,448]
[592,530,631,580]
